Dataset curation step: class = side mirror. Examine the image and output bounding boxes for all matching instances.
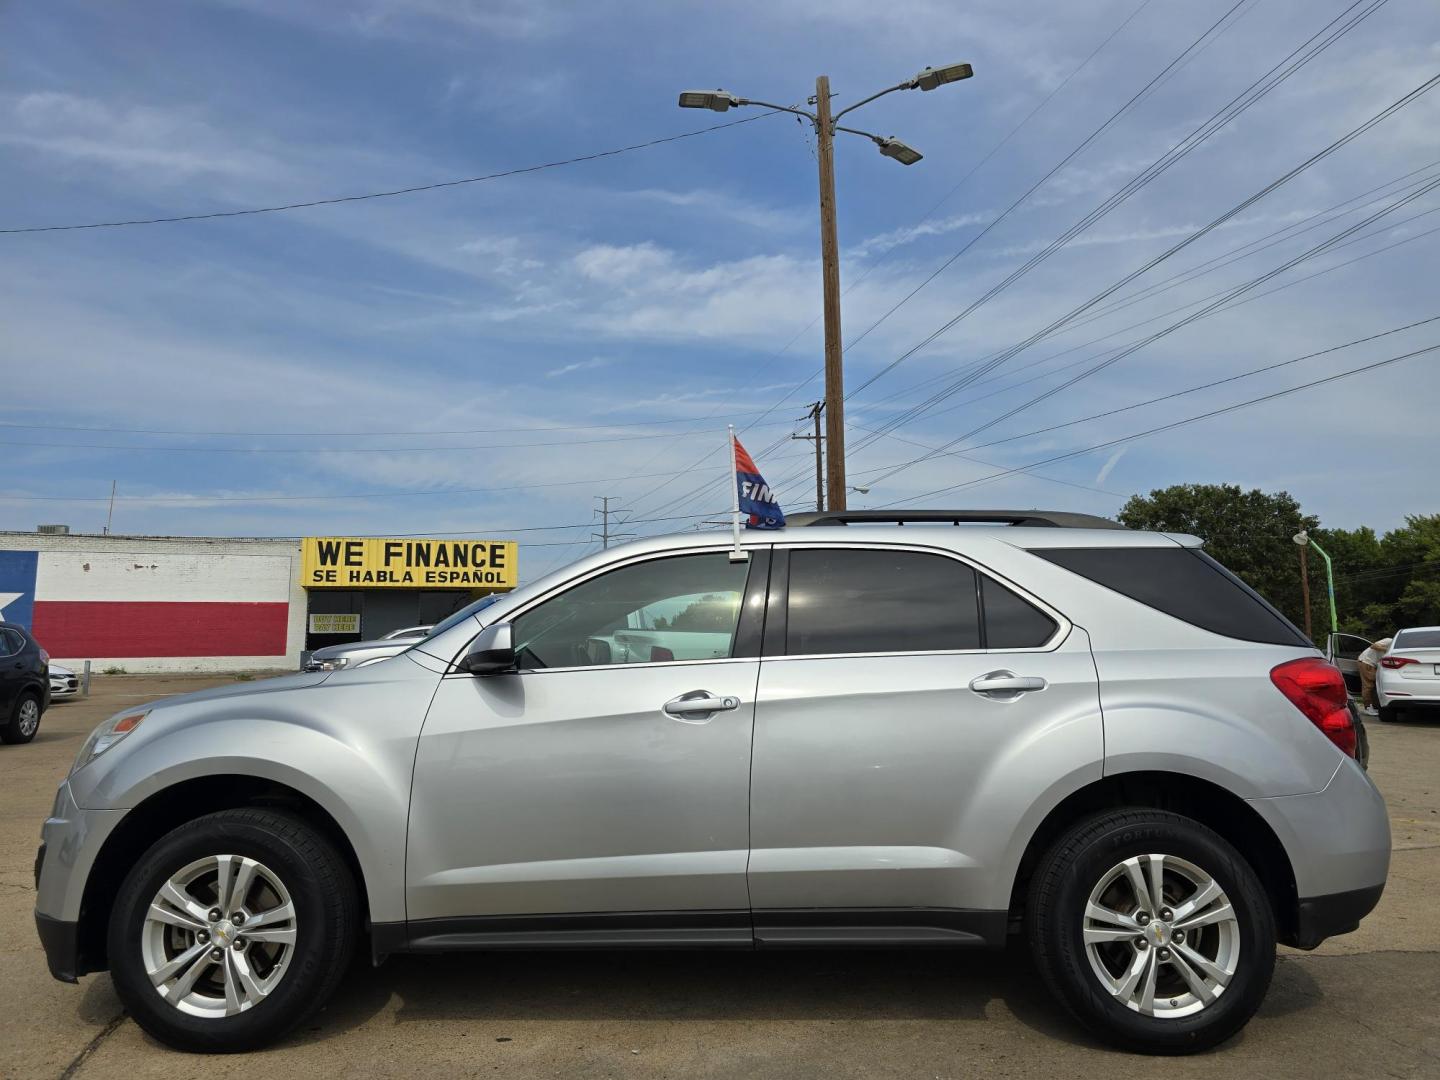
[457,622,517,676]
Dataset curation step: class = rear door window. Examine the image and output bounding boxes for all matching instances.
[785,548,981,655]
[1033,546,1310,647]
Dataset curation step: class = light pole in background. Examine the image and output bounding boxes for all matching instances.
[678,62,975,511]
[1294,529,1338,640]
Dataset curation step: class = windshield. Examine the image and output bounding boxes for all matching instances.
[422,593,505,639]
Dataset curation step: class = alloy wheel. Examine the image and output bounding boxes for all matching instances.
[141,854,298,1018]
[17,698,40,737]
[1082,853,1240,1018]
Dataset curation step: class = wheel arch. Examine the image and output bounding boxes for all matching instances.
[1006,770,1302,946]
[75,775,373,975]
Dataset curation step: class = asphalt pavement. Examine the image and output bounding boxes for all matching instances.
[3,676,1438,1079]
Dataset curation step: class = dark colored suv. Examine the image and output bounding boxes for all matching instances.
[1,621,50,744]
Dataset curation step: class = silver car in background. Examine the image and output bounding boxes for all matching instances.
[302,603,499,671]
[35,510,1388,1055]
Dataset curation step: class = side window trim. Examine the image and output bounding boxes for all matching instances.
[766,542,1069,659]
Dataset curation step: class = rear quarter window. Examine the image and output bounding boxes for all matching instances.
[1032,546,1311,648]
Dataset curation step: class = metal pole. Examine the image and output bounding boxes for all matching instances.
[812,401,824,511]
[814,75,847,511]
[81,659,91,697]
[1308,538,1339,634]
[104,480,116,535]
[728,425,745,561]
[1299,543,1313,640]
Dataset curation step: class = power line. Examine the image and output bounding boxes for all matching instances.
[874,342,1440,507]
[0,404,793,439]
[852,67,1440,469]
[845,0,1392,404]
[855,315,1440,477]
[0,419,793,455]
[0,112,782,235]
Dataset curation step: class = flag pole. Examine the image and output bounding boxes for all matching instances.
[728,425,747,562]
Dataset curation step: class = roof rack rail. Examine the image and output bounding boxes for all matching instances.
[785,509,1127,530]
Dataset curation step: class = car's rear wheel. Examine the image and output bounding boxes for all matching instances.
[107,808,357,1052]
[1,690,42,744]
[1027,808,1275,1054]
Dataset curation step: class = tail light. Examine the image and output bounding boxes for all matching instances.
[1380,656,1418,669]
[1270,657,1356,757]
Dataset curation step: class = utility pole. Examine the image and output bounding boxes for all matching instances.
[789,402,825,511]
[676,62,973,516]
[593,496,634,550]
[1298,542,1313,641]
[814,76,846,512]
[104,480,116,536]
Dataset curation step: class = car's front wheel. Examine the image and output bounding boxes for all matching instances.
[1027,808,1275,1054]
[107,808,357,1052]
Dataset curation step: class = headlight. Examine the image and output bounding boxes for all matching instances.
[72,710,147,775]
[315,657,350,671]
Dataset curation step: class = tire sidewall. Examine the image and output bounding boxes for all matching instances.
[108,812,346,1052]
[1041,814,1275,1053]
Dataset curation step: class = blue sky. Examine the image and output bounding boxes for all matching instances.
[2,0,1438,579]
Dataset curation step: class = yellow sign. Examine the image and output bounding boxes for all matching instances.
[302,537,517,589]
[308,613,360,634]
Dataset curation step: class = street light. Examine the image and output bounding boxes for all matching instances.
[677,62,976,511]
[1293,530,1338,641]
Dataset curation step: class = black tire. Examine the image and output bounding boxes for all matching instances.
[0,690,42,744]
[1378,704,1399,723]
[1027,808,1276,1055]
[107,808,357,1052]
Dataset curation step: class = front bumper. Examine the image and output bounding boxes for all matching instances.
[34,780,126,981]
[34,911,80,983]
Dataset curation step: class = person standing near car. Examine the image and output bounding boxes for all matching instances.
[1358,637,1392,715]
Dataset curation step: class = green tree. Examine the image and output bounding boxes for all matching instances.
[1118,483,1317,632]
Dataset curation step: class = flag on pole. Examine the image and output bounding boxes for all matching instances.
[733,434,785,530]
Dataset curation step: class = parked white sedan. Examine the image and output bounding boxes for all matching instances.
[47,664,79,700]
[1377,625,1440,722]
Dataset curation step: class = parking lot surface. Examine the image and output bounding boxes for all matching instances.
[4,675,1439,1078]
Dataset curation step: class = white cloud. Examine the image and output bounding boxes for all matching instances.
[546,357,609,378]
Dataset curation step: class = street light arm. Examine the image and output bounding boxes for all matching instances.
[833,81,911,122]
[736,98,817,122]
[832,123,886,142]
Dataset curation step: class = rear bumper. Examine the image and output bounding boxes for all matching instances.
[1248,757,1390,947]
[1293,883,1385,950]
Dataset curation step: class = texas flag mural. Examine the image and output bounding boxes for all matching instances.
[733,435,786,530]
[0,548,290,659]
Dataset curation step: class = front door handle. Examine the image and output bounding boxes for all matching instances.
[663,691,741,723]
[969,670,1047,698]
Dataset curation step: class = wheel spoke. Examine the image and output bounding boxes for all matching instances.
[242,927,296,946]
[1111,944,1155,1010]
[230,858,258,914]
[1176,900,1236,933]
[1138,947,1159,1015]
[245,899,295,929]
[1146,853,1167,913]
[1176,941,1233,986]
[150,940,210,988]
[1167,945,1216,1005]
[146,901,206,933]
[157,880,211,924]
[1083,926,1141,945]
[1172,878,1224,925]
[223,949,268,1015]
[214,855,236,912]
[1122,857,1154,915]
[1085,900,1137,930]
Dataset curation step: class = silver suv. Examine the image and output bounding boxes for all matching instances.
[34,510,1389,1054]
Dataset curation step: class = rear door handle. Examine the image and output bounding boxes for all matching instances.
[663,691,741,723]
[969,671,1047,697]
